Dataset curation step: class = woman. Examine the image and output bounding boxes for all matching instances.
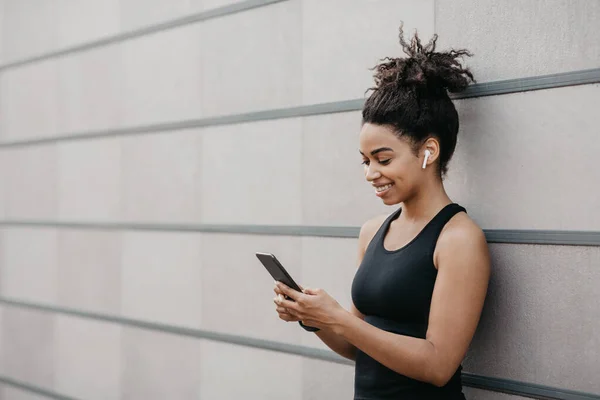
[274,26,490,399]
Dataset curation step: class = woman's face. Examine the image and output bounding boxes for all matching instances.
[359,123,425,206]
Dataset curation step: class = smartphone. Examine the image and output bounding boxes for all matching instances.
[255,252,303,295]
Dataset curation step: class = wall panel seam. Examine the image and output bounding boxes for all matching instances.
[1,221,599,246]
[0,68,598,149]
[0,297,598,400]
[0,376,80,400]
[0,0,289,72]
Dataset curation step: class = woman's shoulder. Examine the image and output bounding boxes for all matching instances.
[435,210,490,269]
[442,209,485,242]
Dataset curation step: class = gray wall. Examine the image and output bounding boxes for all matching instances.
[0,0,599,399]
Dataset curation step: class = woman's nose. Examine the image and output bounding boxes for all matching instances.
[365,164,381,181]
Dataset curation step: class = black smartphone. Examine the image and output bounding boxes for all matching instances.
[255,252,303,296]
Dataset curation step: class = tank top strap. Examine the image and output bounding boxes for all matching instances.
[370,207,402,246]
[421,203,467,258]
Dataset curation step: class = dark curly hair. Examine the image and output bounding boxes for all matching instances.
[362,24,475,177]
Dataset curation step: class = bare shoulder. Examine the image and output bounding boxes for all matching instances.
[435,212,490,271]
[358,213,389,254]
[440,212,486,243]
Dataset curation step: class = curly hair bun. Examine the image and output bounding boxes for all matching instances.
[371,24,475,94]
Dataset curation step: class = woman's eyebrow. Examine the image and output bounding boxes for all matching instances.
[359,147,395,156]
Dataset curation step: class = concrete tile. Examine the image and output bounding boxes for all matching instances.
[121,130,202,223]
[119,0,199,31]
[57,229,122,314]
[435,0,600,82]
[0,61,60,141]
[0,152,6,218]
[201,233,303,344]
[302,358,355,400]
[121,24,203,126]
[56,45,123,134]
[121,232,202,328]
[0,0,57,62]
[464,244,600,393]
[299,237,359,350]
[302,0,435,104]
[0,307,55,389]
[201,0,302,115]
[0,1,4,64]
[0,387,51,400]
[55,0,120,49]
[58,139,122,221]
[2,146,58,220]
[201,118,303,224]
[445,85,600,230]
[120,328,202,400]
[54,316,121,400]
[0,306,2,375]
[0,228,58,304]
[302,112,392,226]
[202,0,243,11]
[199,341,303,400]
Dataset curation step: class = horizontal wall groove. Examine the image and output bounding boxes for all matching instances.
[0,375,80,400]
[1,220,599,246]
[0,69,598,149]
[0,100,364,149]
[458,68,600,99]
[0,297,598,400]
[0,0,289,72]
[0,296,352,366]
[462,374,600,400]
[0,220,362,237]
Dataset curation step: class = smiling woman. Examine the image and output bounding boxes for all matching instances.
[274,24,490,400]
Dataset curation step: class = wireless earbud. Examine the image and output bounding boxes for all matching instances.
[422,150,431,169]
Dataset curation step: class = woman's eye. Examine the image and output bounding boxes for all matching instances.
[379,159,391,165]
[361,160,370,166]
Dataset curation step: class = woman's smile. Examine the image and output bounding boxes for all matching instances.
[374,183,394,197]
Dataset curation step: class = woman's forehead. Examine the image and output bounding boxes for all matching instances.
[359,123,407,150]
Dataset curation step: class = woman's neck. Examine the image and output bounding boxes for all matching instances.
[400,178,452,223]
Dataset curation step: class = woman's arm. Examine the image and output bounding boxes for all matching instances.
[274,286,364,360]
[312,303,364,360]
[333,218,490,386]
[274,214,387,361]
[276,216,490,386]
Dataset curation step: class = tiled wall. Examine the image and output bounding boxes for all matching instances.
[0,0,599,399]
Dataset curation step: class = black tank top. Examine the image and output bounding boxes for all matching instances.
[351,203,467,400]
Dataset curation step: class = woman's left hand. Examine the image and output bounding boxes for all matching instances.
[274,282,346,331]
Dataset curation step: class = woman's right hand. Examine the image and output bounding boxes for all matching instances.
[273,282,301,322]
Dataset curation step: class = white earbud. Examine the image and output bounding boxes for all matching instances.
[422,150,431,169]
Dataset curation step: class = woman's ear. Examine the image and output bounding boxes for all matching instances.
[421,137,441,169]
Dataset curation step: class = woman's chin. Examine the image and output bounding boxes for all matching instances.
[381,196,402,206]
